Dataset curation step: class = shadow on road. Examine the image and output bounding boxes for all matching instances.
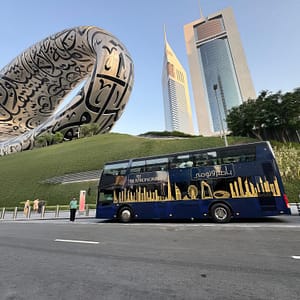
[100,215,297,224]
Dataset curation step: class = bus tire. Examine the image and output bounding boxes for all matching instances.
[118,207,133,223]
[210,203,231,223]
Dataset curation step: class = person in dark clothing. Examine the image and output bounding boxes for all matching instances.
[69,197,78,221]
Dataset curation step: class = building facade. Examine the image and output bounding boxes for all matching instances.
[184,7,256,136]
[162,34,194,135]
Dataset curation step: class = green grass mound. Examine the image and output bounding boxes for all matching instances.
[0,133,298,207]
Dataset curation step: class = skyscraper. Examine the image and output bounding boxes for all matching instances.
[184,7,256,136]
[162,32,194,135]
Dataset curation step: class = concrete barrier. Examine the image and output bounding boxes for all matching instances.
[290,203,300,216]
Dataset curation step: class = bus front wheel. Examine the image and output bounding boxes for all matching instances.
[210,203,231,223]
[118,207,133,223]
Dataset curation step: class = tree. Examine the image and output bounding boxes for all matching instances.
[279,89,300,142]
[226,99,258,138]
[79,123,100,138]
[34,131,64,147]
[226,88,300,143]
[35,135,48,147]
[52,132,64,144]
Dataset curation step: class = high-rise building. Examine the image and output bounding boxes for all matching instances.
[162,32,194,135]
[184,7,256,136]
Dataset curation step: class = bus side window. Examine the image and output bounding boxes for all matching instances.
[130,167,142,173]
[195,159,205,166]
[223,156,239,164]
[169,163,176,169]
[130,160,146,173]
[206,159,218,166]
[179,161,193,168]
[119,169,127,175]
[145,157,169,172]
[147,165,168,172]
[169,154,192,168]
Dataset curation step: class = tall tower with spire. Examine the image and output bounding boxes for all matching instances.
[162,29,194,135]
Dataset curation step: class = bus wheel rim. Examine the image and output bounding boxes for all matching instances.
[121,210,131,221]
[215,207,227,220]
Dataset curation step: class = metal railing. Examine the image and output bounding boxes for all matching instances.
[0,204,94,220]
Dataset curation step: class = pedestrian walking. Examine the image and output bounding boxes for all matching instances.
[33,199,39,213]
[38,200,45,213]
[69,197,78,221]
[24,200,30,217]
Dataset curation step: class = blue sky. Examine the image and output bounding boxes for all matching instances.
[0,0,299,135]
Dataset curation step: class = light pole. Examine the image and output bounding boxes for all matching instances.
[213,84,228,147]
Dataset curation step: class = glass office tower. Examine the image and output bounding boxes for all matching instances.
[162,34,194,135]
[184,7,256,136]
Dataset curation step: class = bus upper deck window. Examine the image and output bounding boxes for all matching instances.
[179,161,193,168]
[145,157,168,172]
[104,161,129,175]
[171,154,192,168]
[130,160,146,173]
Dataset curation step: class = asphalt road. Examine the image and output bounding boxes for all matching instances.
[0,216,300,300]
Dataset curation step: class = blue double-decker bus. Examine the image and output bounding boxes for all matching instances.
[96,141,291,223]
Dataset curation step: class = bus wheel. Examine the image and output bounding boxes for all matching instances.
[118,207,132,223]
[210,203,231,223]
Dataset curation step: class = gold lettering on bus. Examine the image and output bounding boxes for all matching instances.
[112,175,281,203]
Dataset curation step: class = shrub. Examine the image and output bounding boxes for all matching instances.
[274,144,300,179]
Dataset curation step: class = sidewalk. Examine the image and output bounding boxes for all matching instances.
[0,209,96,221]
[1,205,299,222]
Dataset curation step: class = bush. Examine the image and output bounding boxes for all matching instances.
[79,124,100,137]
[274,144,300,201]
[274,144,300,180]
[140,131,197,138]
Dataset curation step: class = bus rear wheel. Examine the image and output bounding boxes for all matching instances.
[210,203,231,223]
[118,207,133,223]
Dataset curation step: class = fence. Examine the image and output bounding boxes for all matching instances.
[0,204,95,220]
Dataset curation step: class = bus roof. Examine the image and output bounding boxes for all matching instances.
[103,141,271,166]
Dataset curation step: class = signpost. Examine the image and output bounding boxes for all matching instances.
[79,190,86,213]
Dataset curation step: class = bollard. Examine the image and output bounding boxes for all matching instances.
[296,201,300,215]
[27,206,31,219]
[55,205,59,218]
[85,204,89,216]
[2,207,5,219]
[13,207,18,220]
[41,205,45,219]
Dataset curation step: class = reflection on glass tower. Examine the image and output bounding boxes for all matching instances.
[184,7,256,136]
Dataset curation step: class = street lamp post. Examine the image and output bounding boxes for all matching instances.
[213,84,228,147]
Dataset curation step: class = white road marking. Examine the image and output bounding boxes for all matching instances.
[291,256,300,260]
[54,239,99,244]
